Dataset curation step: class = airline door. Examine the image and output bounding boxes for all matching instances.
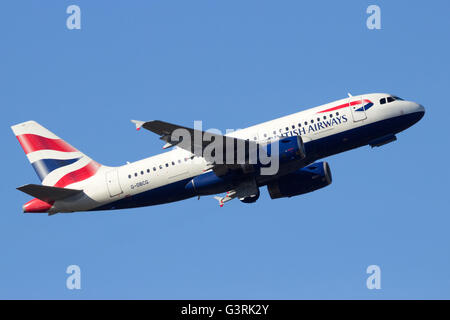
[106,170,123,197]
[350,96,367,122]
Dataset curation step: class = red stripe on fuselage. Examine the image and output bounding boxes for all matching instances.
[318,99,372,113]
[16,134,77,154]
[53,161,100,188]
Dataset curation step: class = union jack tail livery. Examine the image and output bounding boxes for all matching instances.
[12,121,104,213]
[11,121,101,187]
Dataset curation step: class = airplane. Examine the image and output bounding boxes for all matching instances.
[11,93,424,215]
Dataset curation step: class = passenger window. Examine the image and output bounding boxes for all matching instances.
[147,169,150,173]
[273,130,276,135]
[311,120,314,124]
[380,98,386,104]
[291,125,295,129]
[159,165,163,169]
[298,123,301,127]
[141,171,144,175]
[304,121,308,125]
[165,163,169,167]
[336,112,339,116]
[323,116,327,120]
[285,127,289,131]
[134,173,138,177]
[172,161,175,166]
[387,97,395,103]
[153,167,156,171]
[128,175,131,179]
[330,114,333,118]
[317,118,320,122]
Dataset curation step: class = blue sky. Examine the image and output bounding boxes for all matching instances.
[1,0,449,299]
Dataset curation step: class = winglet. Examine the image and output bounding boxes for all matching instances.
[131,120,146,131]
[162,142,175,149]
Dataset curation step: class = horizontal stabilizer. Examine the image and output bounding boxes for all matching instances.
[17,184,83,203]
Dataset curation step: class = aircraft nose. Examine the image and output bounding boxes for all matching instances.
[406,102,425,125]
[416,103,425,113]
[415,103,425,120]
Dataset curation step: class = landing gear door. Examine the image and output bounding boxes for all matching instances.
[106,170,123,197]
[350,96,367,122]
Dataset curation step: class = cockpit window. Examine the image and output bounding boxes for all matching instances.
[381,96,402,105]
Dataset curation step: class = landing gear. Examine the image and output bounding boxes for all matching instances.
[214,178,260,207]
[239,189,260,203]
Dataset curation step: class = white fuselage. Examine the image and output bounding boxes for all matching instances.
[52,93,424,213]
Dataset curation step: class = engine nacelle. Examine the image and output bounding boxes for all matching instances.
[185,170,236,195]
[267,161,332,199]
[256,136,306,176]
[262,136,305,165]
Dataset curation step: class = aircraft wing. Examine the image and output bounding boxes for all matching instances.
[131,120,260,170]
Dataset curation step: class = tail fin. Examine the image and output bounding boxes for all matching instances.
[11,121,101,187]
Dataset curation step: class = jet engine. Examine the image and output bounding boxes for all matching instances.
[267,161,332,199]
[259,136,306,169]
[185,170,236,195]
